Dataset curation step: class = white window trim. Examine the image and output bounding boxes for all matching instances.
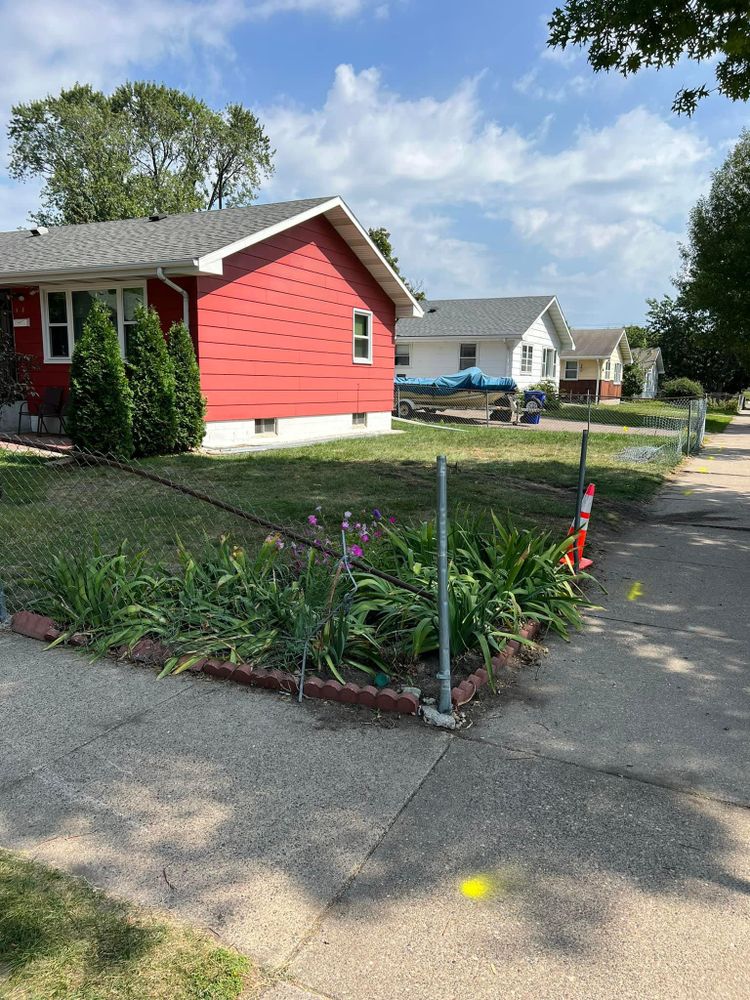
[458,342,478,370]
[352,308,373,365]
[614,362,622,385]
[41,281,147,364]
[542,347,557,379]
[521,344,534,375]
[254,417,278,435]
[603,359,612,380]
[562,360,579,380]
[395,343,411,367]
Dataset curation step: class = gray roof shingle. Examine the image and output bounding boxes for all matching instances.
[397,296,555,340]
[562,328,629,360]
[0,197,334,278]
[632,346,663,369]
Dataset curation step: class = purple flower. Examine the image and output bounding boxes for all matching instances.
[388,515,396,524]
[308,514,318,526]
[372,508,382,520]
[350,544,364,558]
[341,520,350,530]
[360,532,370,544]
[344,510,352,518]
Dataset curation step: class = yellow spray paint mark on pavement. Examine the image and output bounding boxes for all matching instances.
[683,490,695,496]
[461,877,492,899]
[627,581,644,602]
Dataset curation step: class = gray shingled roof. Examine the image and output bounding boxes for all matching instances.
[0,197,333,278]
[632,346,664,371]
[562,328,631,361]
[397,296,556,340]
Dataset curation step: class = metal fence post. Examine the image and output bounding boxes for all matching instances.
[586,391,591,431]
[573,430,589,574]
[687,399,694,455]
[485,390,490,427]
[436,455,452,714]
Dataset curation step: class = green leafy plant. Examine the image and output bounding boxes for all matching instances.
[661,376,704,398]
[168,320,206,452]
[127,305,177,457]
[66,300,133,457]
[527,380,560,410]
[622,363,645,398]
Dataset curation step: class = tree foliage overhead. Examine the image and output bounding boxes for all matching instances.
[678,128,750,368]
[368,227,426,301]
[548,1,750,114]
[8,82,274,225]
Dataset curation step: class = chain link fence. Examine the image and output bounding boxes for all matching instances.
[393,383,708,465]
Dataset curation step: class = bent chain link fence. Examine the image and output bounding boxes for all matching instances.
[0,434,422,635]
[393,383,708,467]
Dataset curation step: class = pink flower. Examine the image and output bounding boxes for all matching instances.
[388,516,396,524]
[341,520,350,530]
[308,515,318,526]
[350,544,364,558]
[360,532,370,543]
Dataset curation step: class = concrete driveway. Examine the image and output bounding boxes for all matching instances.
[2,417,750,999]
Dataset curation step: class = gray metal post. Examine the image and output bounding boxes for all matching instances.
[0,582,9,624]
[485,390,490,427]
[573,430,589,574]
[687,399,694,455]
[586,391,591,431]
[436,455,452,714]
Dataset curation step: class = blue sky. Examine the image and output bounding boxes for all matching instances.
[0,0,746,323]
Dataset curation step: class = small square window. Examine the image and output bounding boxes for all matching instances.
[563,360,578,380]
[521,344,534,374]
[353,310,372,363]
[395,344,410,366]
[352,412,367,427]
[255,418,277,435]
[459,343,477,370]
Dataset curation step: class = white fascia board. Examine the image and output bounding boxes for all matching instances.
[542,296,575,351]
[394,333,518,342]
[0,259,202,286]
[617,330,633,365]
[195,195,424,318]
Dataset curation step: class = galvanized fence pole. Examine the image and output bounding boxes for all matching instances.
[485,390,490,427]
[687,399,694,455]
[586,391,591,431]
[436,455,452,714]
[573,430,589,574]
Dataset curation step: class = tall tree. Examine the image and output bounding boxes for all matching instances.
[126,306,177,457]
[368,227,426,301]
[624,324,650,349]
[548,1,750,114]
[168,320,206,452]
[678,129,750,369]
[8,83,274,225]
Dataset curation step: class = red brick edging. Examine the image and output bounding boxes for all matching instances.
[10,611,540,717]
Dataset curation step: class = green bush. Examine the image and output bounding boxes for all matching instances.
[168,321,206,451]
[622,363,645,398]
[661,376,704,398]
[127,306,177,457]
[67,300,133,457]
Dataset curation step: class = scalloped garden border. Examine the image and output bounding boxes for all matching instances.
[9,611,540,716]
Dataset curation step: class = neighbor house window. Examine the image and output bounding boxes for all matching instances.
[255,418,277,435]
[395,344,410,366]
[353,310,372,363]
[542,348,557,378]
[43,284,146,362]
[521,344,533,374]
[459,343,477,370]
[563,360,578,380]
[352,412,367,427]
[614,362,622,384]
[603,359,612,380]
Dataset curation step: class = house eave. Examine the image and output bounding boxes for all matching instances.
[0,259,204,286]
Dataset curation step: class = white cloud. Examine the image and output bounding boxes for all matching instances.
[261,65,713,316]
[250,0,372,16]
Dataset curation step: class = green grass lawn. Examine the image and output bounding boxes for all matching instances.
[0,850,262,1000]
[705,411,735,434]
[0,421,685,609]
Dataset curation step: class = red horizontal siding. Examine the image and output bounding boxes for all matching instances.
[196,215,396,423]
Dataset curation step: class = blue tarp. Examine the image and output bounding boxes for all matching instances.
[395,367,517,395]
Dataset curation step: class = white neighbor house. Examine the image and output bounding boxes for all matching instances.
[631,347,665,399]
[395,296,575,389]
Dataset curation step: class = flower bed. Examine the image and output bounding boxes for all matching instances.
[16,507,591,718]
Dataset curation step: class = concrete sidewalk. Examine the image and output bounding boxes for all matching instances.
[2,417,750,999]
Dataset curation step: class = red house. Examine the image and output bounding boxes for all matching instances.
[0,197,423,447]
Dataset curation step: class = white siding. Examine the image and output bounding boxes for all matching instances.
[638,364,658,399]
[394,338,513,379]
[510,311,562,389]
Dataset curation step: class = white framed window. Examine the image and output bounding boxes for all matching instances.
[42,283,146,362]
[603,359,612,380]
[459,343,477,370]
[542,348,557,378]
[395,343,410,367]
[353,309,373,364]
[521,344,534,374]
[352,412,367,427]
[563,360,579,380]
[614,362,622,384]
[255,418,277,435]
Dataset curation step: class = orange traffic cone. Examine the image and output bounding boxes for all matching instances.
[562,483,595,571]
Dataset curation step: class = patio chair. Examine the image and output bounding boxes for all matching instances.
[17,386,66,435]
